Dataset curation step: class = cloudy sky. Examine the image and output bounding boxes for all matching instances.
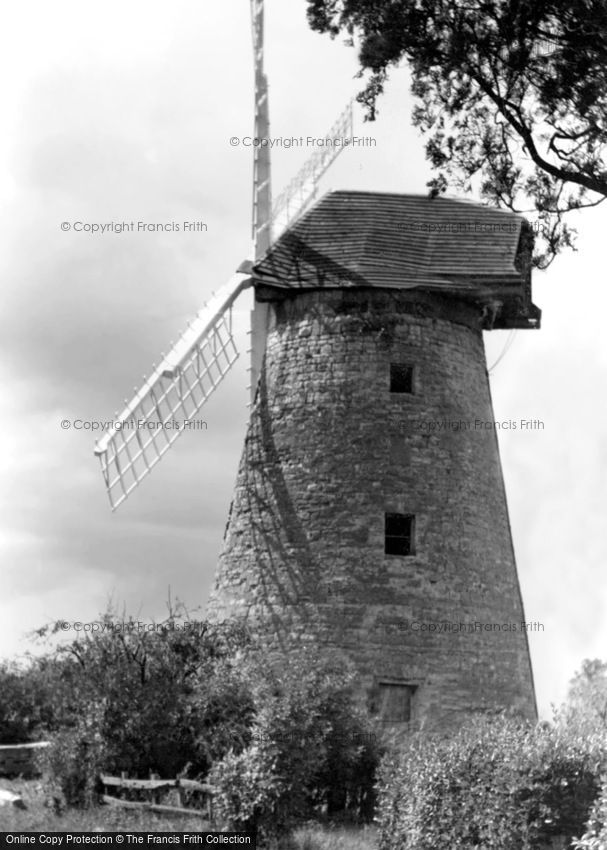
[1,0,605,719]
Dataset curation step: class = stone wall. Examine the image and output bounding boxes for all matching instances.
[208,287,537,729]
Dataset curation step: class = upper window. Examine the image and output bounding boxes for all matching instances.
[385,513,415,556]
[377,682,417,723]
[390,363,414,394]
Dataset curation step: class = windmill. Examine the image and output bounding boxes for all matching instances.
[96,2,542,730]
[93,0,353,510]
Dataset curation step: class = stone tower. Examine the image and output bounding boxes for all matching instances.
[208,192,539,729]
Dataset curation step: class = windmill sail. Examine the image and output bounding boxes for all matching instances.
[270,100,354,239]
[250,0,272,258]
[94,274,250,510]
[94,0,358,508]
[249,0,273,399]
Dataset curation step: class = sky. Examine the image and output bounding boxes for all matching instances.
[1,0,605,719]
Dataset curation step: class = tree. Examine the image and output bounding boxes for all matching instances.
[559,658,607,737]
[306,0,607,267]
[31,609,255,783]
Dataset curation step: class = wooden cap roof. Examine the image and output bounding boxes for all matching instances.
[250,191,541,330]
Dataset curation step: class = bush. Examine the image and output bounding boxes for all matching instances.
[209,647,383,841]
[376,714,605,850]
[31,611,254,783]
[573,779,607,850]
[37,703,107,809]
[0,660,54,743]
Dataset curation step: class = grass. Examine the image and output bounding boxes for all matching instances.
[286,824,377,850]
[0,780,378,850]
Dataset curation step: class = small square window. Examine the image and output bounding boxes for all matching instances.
[385,513,415,556]
[376,683,417,723]
[390,363,414,393]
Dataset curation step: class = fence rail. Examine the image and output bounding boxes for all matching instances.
[99,773,214,822]
[0,742,49,778]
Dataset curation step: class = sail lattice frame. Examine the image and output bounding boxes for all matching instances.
[271,100,354,240]
[95,275,250,510]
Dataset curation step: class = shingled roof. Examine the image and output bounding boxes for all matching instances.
[250,191,540,330]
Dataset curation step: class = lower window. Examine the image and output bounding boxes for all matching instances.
[376,682,417,723]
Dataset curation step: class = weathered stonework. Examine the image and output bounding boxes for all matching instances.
[208,287,537,728]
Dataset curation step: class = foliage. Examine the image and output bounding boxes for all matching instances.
[558,658,607,738]
[0,659,54,744]
[376,713,605,850]
[209,647,383,841]
[572,778,607,850]
[2,610,382,831]
[560,661,607,849]
[37,703,107,809]
[0,607,254,792]
[41,611,254,781]
[307,0,607,267]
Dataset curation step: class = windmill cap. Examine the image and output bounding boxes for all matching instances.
[253,191,540,330]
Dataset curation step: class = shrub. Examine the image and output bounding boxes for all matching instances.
[376,714,605,850]
[32,611,254,782]
[208,743,286,835]
[209,647,383,841]
[572,778,607,850]
[37,703,107,809]
[0,660,54,744]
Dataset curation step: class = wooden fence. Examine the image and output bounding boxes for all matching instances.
[0,742,49,778]
[99,773,214,822]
